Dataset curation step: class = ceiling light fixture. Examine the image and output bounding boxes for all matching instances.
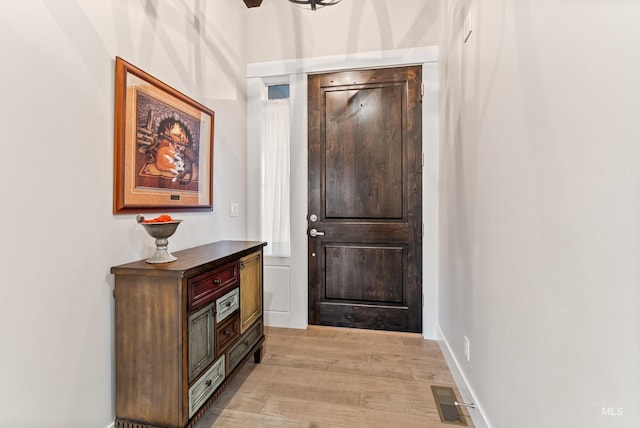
[289,0,341,11]
[242,0,263,7]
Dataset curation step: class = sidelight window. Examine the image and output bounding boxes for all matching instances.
[260,84,290,257]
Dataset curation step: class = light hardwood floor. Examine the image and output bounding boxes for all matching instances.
[194,326,473,428]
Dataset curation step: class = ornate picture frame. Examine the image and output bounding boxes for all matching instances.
[113,57,214,213]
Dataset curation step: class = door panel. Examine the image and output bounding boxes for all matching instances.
[325,85,404,219]
[308,66,422,333]
[188,303,215,382]
[324,245,404,303]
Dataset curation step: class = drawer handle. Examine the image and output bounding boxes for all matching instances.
[224,330,232,336]
[205,379,212,387]
[243,340,250,346]
[225,301,232,307]
[213,279,222,285]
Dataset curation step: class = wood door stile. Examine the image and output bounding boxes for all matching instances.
[112,240,267,428]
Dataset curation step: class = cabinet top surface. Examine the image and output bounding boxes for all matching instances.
[111,240,266,276]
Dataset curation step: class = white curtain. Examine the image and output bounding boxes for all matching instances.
[260,98,290,257]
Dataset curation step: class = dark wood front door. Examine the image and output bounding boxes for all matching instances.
[307,66,423,333]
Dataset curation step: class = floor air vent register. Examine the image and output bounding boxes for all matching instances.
[431,385,469,426]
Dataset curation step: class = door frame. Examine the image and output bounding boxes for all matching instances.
[247,47,439,339]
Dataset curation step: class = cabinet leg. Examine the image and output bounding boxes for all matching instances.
[254,345,263,363]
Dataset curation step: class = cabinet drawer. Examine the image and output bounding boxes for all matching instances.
[188,355,225,418]
[227,320,262,373]
[188,303,216,382]
[216,288,239,323]
[216,312,240,356]
[188,262,238,310]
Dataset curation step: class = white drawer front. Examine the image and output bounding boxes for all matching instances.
[188,355,225,418]
[216,287,239,322]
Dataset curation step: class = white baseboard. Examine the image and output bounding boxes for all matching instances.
[105,423,114,428]
[437,326,492,428]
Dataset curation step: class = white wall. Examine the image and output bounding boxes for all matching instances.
[245,0,442,63]
[0,1,247,427]
[439,1,640,427]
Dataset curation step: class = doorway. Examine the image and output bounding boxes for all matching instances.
[307,66,423,333]
[247,48,439,338]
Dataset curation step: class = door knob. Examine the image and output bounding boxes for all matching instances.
[309,228,325,237]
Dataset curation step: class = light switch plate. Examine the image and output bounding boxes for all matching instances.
[230,202,240,217]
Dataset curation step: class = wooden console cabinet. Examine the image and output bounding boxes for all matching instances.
[111,240,267,428]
